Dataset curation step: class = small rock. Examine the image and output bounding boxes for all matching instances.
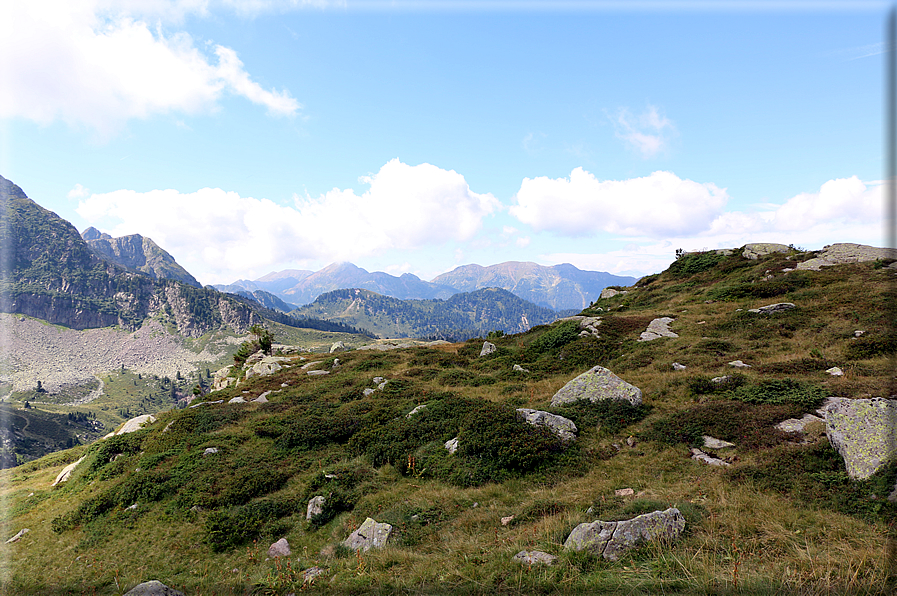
[257,390,272,400]
[406,404,427,418]
[702,436,735,449]
[600,288,627,299]
[373,377,384,384]
[513,550,557,566]
[123,581,185,596]
[564,508,685,561]
[363,388,376,396]
[307,496,326,520]
[52,456,86,486]
[252,394,269,403]
[307,370,330,376]
[5,529,28,543]
[228,396,246,404]
[690,448,730,467]
[116,414,156,435]
[729,360,751,368]
[516,408,577,442]
[671,362,686,371]
[480,341,496,357]
[614,488,634,497]
[203,448,219,456]
[826,367,844,376]
[126,503,138,510]
[638,317,678,342]
[513,364,530,373]
[748,302,795,314]
[330,341,346,353]
[303,566,326,584]
[711,375,732,384]
[444,437,459,454]
[268,538,291,558]
[342,518,392,552]
[854,330,865,337]
[501,515,515,526]
[626,436,637,447]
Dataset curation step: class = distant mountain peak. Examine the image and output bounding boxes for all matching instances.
[81,229,201,288]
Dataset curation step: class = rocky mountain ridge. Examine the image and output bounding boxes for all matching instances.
[81,227,201,288]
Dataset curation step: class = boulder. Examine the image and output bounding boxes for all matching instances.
[691,448,730,467]
[123,581,185,596]
[826,367,844,376]
[406,404,427,418]
[480,341,496,357]
[742,243,791,259]
[638,317,678,341]
[307,496,326,520]
[796,243,894,271]
[51,456,85,486]
[307,370,330,376]
[516,408,577,442]
[363,388,376,397]
[702,436,735,449]
[512,550,557,566]
[267,538,291,558]
[5,529,28,543]
[245,350,268,366]
[564,508,685,561]
[228,396,246,404]
[203,448,219,456]
[117,414,156,435]
[330,341,346,353]
[550,366,642,407]
[747,302,795,314]
[444,437,459,454]
[600,288,628,299]
[342,517,392,552]
[671,362,686,371]
[729,360,751,368]
[513,364,530,373]
[824,397,897,480]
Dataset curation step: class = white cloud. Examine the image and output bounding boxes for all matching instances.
[510,168,729,237]
[67,184,91,199]
[75,159,499,283]
[0,1,300,134]
[611,105,675,158]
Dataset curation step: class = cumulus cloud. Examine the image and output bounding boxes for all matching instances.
[611,105,675,158]
[0,1,300,134]
[510,168,729,237]
[75,159,499,283]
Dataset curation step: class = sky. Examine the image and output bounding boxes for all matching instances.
[0,0,890,286]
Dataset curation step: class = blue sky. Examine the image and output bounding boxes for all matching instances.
[0,1,888,285]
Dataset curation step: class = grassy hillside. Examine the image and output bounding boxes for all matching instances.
[2,247,895,595]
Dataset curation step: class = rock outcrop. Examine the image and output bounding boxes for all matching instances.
[51,456,85,486]
[638,317,678,341]
[117,414,156,435]
[342,518,393,552]
[123,581,185,596]
[824,397,897,480]
[550,366,642,407]
[307,496,326,520]
[480,341,496,357]
[742,243,791,259]
[516,408,577,442]
[564,508,685,561]
[796,243,895,271]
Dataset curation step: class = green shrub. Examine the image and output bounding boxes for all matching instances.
[687,373,746,395]
[667,251,725,278]
[551,400,650,435]
[844,334,897,359]
[527,321,580,355]
[206,497,296,551]
[729,378,827,409]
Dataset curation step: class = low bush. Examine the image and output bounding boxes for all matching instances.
[551,400,650,435]
[687,373,746,395]
[667,251,725,279]
[205,497,297,551]
[729,378,826,409]
[843,334,897,359]
[526,321,580,356]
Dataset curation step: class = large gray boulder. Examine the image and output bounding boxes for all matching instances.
[268,538,291,558]
[742,243,791,259]
[480,341,496,357]
[638,317,678,341]
[564,508,685,561]
[748,302,795,314]
[550,366,642,407]
[51,456,85,486]
[516,408,577,442]
[824,397,897,480]
[796,243,894,271]
[342,517,392,552]
[123,581,185,596]
[117,414,156,435]
[244,356,291,380]
[307,496,326,520]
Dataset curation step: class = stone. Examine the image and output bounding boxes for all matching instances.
[796,243,895,271]
[854,330,865,337]
[747,302,795,314]
[330,341,346,353]
[363,388,376,397]
[123,581,185,596]
[245,356,291,379]
[406,404,427,418]
[711,375,732,384]
[671,362,686,371]
[513,364,530,373]
[212,366,236,391]
[824,397,897,480]
[444,437,459,454]
[564,508,685,561]
[303,566,326,584]
[252,394,269,403]
[5,529,28,543]
[268,538,291,558]
[228,396,246,404]
[729,360,751,368]
[776,413,825,434]
[245,350,267,366]
[480,341,496,357]
[52,456,86,486]
[600,288,628,299]
[501,515,515,526]
[190,399,224,408]
[702,436,735,449]
[826,367,844,376]
[117,414,156,435]
[377,380,388,390]
[638,317,678,341]
[550,365,642,407]
[307,370,329,376]
[307,496,326,520]
[691,448,731,466]
[615,488,634,497]
[742,243,791,260]
[513,550,557,566]
[203,448,219,456]
[342,517,392,552]
[516,408,577,442]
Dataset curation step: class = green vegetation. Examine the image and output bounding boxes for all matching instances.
[2,245,896,594]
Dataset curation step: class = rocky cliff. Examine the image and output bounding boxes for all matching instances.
[81,227,201,288]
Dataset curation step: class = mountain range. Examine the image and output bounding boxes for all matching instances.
[216,261,636,311]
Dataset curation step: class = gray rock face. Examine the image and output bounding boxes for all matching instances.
[638,317,678,341]
[52,456,86,486]
[824,397,897,480]
[796,243,895,271]
[550,366,642,407]
[512,550,557,566]
[564,508,685,561]
[747,302,795,314]
[480,341,496,357]
[742,243,791,260]
[307,496,326,520]
[516,408,577,442]
[268,538,291,558]
[342,517,392,552]
[117,414,156,435]
[123,581,185,596]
